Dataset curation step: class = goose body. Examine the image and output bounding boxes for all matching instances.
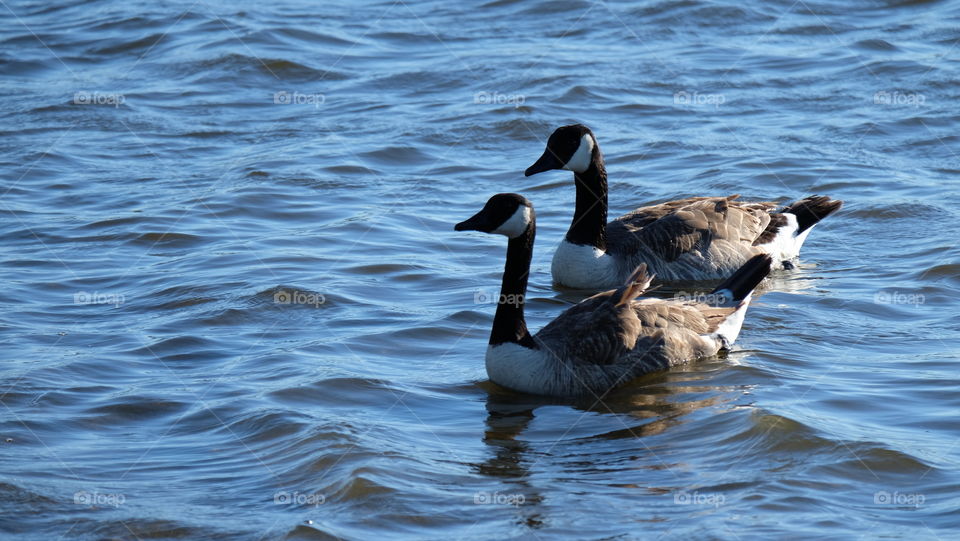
[525,124,843,289]
[455,193,773,397]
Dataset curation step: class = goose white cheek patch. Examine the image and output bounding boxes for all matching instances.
[492,206,532,238]
[562,133,595,173]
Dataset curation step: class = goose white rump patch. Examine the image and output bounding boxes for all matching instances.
[708,294,752,346]
[757,213,801,261]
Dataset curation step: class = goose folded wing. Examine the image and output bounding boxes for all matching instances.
[534,294,738,368]
[534,293,644,367]
[608,197,775,261]
[630,300,739,360]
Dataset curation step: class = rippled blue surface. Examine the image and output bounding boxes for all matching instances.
[1,0,958,539]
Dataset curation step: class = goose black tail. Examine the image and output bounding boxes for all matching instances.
[711,254,773,303]
[783,195,843,233]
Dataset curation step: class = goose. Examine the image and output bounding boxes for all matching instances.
[524,124,843,289]
[455,193,773,397]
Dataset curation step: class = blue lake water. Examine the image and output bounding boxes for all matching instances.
[1,0,958,539]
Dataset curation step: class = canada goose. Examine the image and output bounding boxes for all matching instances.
[524,124,842,288]
[455,193,773,397]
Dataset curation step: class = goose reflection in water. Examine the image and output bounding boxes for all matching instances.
[472,358,748,519]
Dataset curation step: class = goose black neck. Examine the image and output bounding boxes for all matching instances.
[490,220,537,349]
[567,148,607,250]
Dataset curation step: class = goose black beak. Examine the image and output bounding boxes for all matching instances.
[454,211,491,232]
[524,149,562,177]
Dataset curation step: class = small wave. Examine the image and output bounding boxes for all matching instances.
[328,473,398,502]
[321,164,378,175]
[0,482,58,505]
[359,145,435,166]
[813,443,932,478]
[0,57,52,76]
[181,130,236,138]
[517,0,594,16]
[89,519,220,540]
[554,85,609,104]
[129,335,226,363]
[722,412,834,454]
[130,232,204,246]
[83,397,189,423]
[271,27,360,47]
[83,216,147,229]
[842,202,943,219]
[856,59,933,77]
[88,33,168,56]
[918,264,960,288]
[481,0,524,7]
[774,23,854,36]
[341,263,425,275]
[195,54,349,80]
[146,284,222,311]
[218,410,312,443]
[853,38,899,51]
[268,377,397,408]
[283,523,342,539]
[260,59,350,80]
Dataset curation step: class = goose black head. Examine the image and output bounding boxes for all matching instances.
[525,124,596,176]
[455,193,534,239]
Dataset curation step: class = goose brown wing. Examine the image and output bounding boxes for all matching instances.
[629,299,739,360]
[606,196,776,261]
[534,293,738,368]
[534,292,643,367]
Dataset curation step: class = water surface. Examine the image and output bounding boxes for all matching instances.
[1,0,958,539]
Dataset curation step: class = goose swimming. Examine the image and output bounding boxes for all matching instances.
[524,124,842,289]
[455,193,773,397]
